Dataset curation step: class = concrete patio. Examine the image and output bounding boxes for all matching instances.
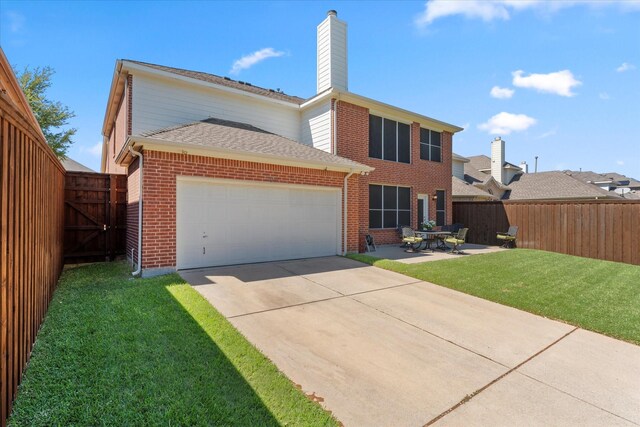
[369,243,505,264]
[181,256,640,427]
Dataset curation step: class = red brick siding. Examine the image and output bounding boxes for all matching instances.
[139,150,358,270]
[335,100,453,250]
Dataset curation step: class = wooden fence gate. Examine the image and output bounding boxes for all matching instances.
[64,172,127,264]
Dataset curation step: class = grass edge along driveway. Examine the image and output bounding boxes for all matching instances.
[9,262,338,426]
[347,249,640,346]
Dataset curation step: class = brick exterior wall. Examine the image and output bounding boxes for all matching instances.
[139,150,357,270]
[335,100,453,250]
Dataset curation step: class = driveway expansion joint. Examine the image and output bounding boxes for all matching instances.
[227,273,422,320]
[424,326,579,426]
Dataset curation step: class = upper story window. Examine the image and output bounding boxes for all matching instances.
[369,115,411,164]
[420,128,442,162]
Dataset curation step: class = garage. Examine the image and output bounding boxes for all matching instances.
[176,178,342,269]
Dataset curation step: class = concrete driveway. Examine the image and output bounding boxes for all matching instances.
[180,257,640,427]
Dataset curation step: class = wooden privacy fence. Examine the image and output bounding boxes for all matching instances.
[453,200,640,265]
[64,172,127,264]
[1,54,66,424]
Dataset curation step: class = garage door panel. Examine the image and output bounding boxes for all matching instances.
[177,180,340,269]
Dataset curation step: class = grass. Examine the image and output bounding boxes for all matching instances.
[347,249,640,345]
[9,262,338,426]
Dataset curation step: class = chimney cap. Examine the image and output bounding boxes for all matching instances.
[493,136,502,141]
[327,10,338,17]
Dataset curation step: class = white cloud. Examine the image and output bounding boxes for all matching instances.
[599,92,610,100]
[230,48,285,75]
[616,62,636,72]
[512,69,582,97]
[6,11,25,33]
[490,86,514,99]
[416,1,640,27]
[617,160,625,166]
[478,112,536,135]
[79,141,103,157]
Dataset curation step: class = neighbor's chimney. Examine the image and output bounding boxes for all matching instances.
[519,161,528,173]
[491,137,506,184]
[317,10,348,93]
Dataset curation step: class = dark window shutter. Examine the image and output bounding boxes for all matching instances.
[369,115,383,159]
[383,118,397,161]
[397,123,411,163]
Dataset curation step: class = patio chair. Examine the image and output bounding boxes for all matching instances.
[497,225,518,248]
[364,234,377,252]
[444,228,468,254]
[451,223,464,233]
[401,227,424,252]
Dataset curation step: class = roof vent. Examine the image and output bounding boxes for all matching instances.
[223,76,231,80]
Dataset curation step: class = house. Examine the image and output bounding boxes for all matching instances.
[101,11,462,276]
[452,137,622,201]
[61,157,95,173]
[566,171,640,199]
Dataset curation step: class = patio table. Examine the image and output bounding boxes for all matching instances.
[415,231,452,251]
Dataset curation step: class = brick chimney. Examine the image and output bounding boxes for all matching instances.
[491,137,506,184]
[317,10,348,93]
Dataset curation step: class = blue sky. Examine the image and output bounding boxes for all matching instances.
[1,1,639,178]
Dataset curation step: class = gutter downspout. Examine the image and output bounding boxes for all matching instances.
[129,146,143,276]
[343,170,354,255]
[332,95,340,155]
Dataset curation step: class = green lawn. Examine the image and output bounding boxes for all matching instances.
[9,262,337,426]
[347,249,640,345]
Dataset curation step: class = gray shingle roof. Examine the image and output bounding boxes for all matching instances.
[505,171,621,200]
[141,117,371,171]
[568,171,640,188]
[455,163,621,200]
[61,158,95,173]
[467,154,521,171]
[125,60,306,105]
[452,176,498,199]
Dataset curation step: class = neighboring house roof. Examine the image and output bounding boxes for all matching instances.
[454,161,621,201]
[126,117,372,173]
[452,152,470,162]
[568,171,640,188]
[452,176,498,200]
[124,60,306,105]
[462,161,492,185]
[61,158,95,173]
[467,154,522,171]
[505,171,620,200]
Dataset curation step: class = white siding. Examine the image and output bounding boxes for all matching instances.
[131,73,301,141]
[452,160,465,180]
[301,101,332,152]
[317,15,348,93]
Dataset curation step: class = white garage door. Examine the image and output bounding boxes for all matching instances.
[176,178,341,269]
